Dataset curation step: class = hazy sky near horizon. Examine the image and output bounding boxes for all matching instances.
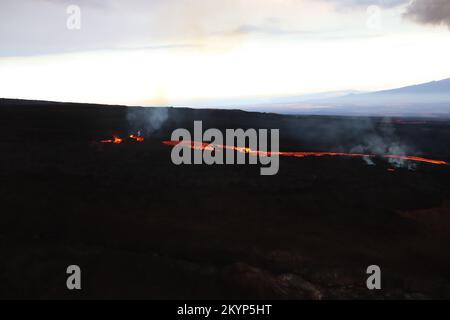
[1,0,450,106]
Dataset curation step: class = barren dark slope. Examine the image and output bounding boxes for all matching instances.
[0,99,450,299]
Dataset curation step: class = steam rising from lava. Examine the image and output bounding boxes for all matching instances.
[288,117,432,168]
[127,108,169,136]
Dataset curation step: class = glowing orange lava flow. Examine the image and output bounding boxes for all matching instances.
[100,133,145,144]
[129,134,145,142]
[162,140,449,166]
[101,136,123,144]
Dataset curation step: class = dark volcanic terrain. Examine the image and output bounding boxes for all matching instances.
[1,98,450,299]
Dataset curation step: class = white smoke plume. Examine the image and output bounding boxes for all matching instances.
[127,107,169,136]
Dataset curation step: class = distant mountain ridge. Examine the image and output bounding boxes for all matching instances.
[242,78,450,118]
[371,78,450,95]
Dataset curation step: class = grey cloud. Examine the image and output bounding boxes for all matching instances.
[0,0,155,56]
[1,0,313,57]
[404,0,450,28]
[0,0,210,57]
[38,0,110,8]
[325,0,409,9]
[1,0,258,57]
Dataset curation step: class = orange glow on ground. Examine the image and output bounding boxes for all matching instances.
[100,136,123,144]
[162,140,449,166]
[100,133,144,144]
[129,134,145,142]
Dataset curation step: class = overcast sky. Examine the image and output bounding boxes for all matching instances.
[1,0,450,106]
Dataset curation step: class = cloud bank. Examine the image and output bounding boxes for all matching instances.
[325,0,409,9]
[404,0,450,28]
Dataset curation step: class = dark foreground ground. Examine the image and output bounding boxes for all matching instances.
[1,98,450,299]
